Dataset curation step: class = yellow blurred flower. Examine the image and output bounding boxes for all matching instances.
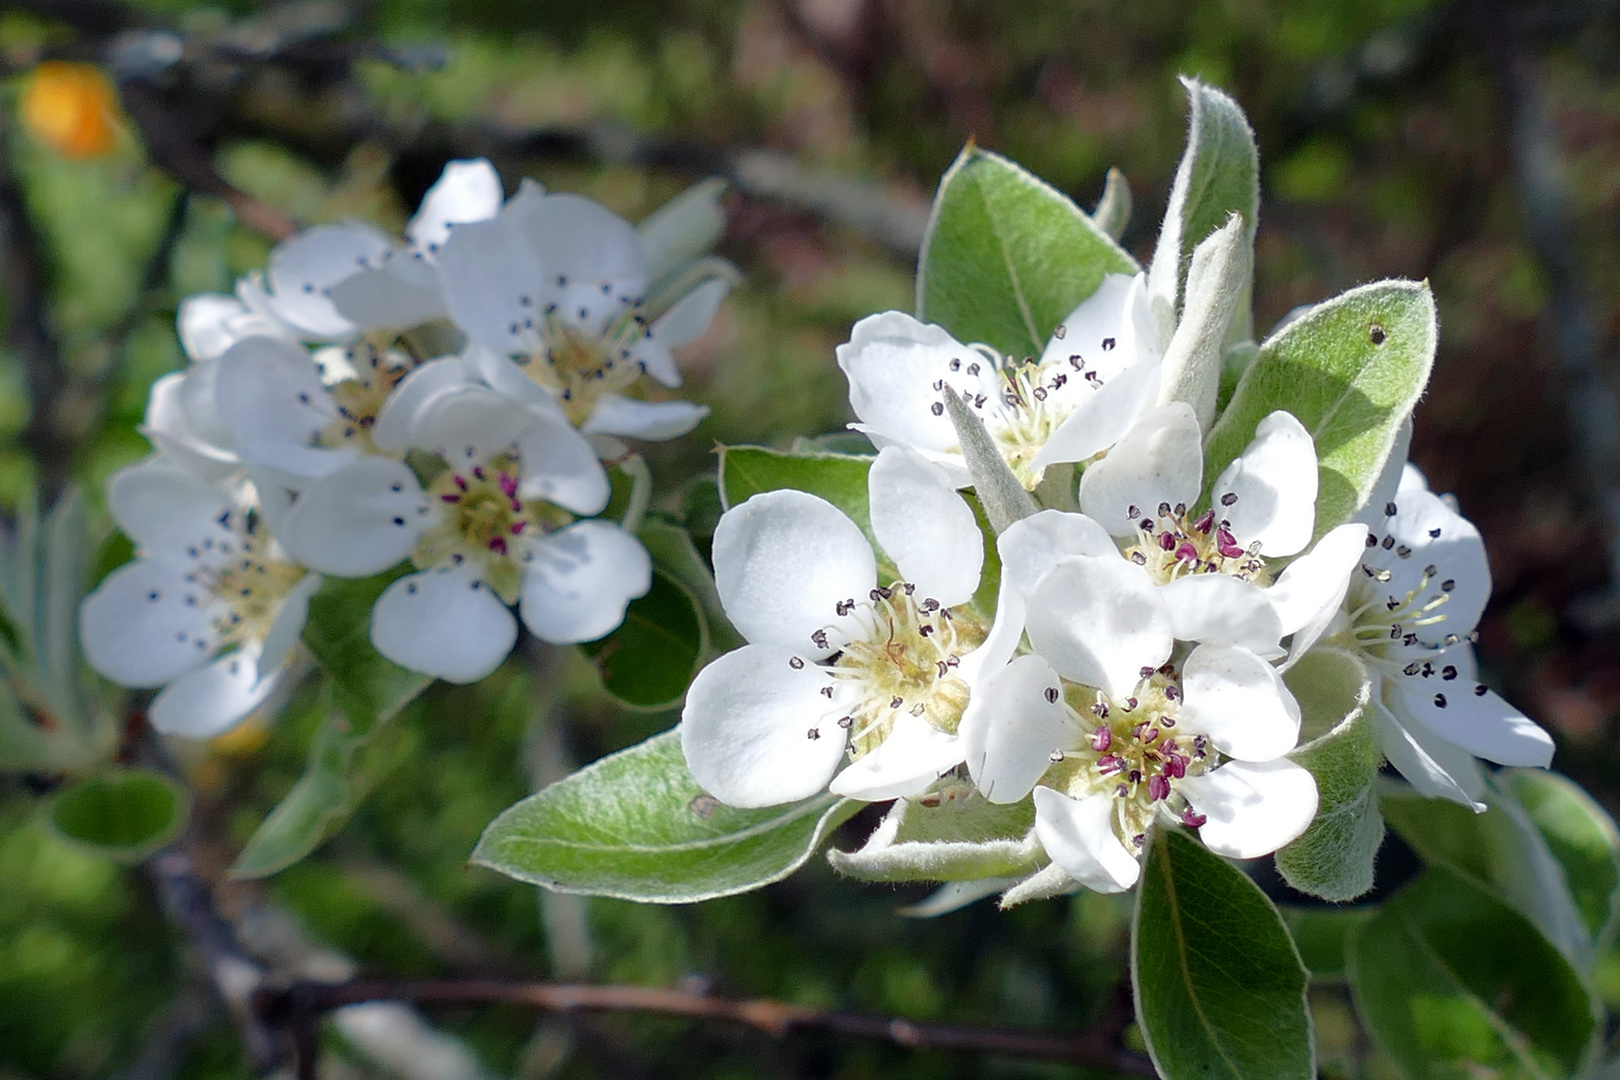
[21,61,125,160]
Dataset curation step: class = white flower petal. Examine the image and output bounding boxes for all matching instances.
[995,509,1117,599]
[520,192,648,300]
[412,384,542,465]
[1031,787,1141,893]
[106,455,235,557]
[1077,402,1203,536]
[276,458,431,576]
[581,395,709,441]
[868,445,983,609]
[1158,574,1284,656]
[1036,273,1159,388]
[515,422,611,516]
[1031,356,1163,469]
[1369,692,1486,810]
[1178,644,1302,761]
[371,354,478,452]
[178,293,290,361]
[828,715,963,801]
[141,371,239,480]
[80,560,219,687]
[1365,488,1491,645]
[680,644,847,808]
[1210,410,1317,557]
[215,336,351,479]
[149,649,280,739]
[1024,555,1173,699]
[261,222,395,340]
[328,261,447,330]
[459,343,568,420]
[629,332,681,388]
[371,566,517,683]
[960,653,1076,804]
[1270,523,1369,646]
[1180,758,1319,859]
[407,159,503,257]
[519,521,651,644]
[435,217,546,355]
[1395,653,1554,768]
[836,311,998,456]
[652,277,730,349]
[712,490,874,657]
[259,572,320,674]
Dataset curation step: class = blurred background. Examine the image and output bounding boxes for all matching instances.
[3,0,1620,1077]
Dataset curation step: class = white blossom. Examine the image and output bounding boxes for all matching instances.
[273,371,645,683]
[836,273,1162,488]
[79,455,317,738]
[1325,464,1554,808]
[435,184,723,442]
[237,159,503,341]
[681,446,992,808]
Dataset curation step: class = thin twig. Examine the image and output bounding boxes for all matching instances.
[254,978,1157,1077]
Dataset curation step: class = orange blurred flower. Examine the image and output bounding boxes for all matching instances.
[21,61,125,160]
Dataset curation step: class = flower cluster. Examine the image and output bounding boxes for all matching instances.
[83,161,733,737]
[681,267,1555,903]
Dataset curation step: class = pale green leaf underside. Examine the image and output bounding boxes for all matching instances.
[828,794,1039,883]
[918,144,1137,358]
[1133,828,1314,1080]
[1203,279,1436,538]
[1276,648,1383,901]
[1503,769,1620,950]
[473,728,859,903]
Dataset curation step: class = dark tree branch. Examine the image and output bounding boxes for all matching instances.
[254,978,1157,1077]
[0,131,74,499]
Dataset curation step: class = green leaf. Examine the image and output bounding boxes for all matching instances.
[579,569,706,711]
[1501,769,1620,952]
[1347,868,1599,1080]
[1132,827,1315,1080]
[1382,778,1590,969]
[917,144,1138,359]
[1203,280,1437,537]
[302,569,432,734]
[473,728,860,903]
[1147,78,1260,337]
[1280,906,1372,983]
[232,696,415,879]
[639,518,736,651]
[1157,213,1252,432]
[719,445,876,549]
[827,793,1039,883]
[604,454,654,534]
[1276,648,1383,901]
[638,177,727,286]
[48,767,188,861]
[941,386,1036,532]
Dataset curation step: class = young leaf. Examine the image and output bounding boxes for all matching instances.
[579,568,707,711]
[1093,166,1132,241]
[1346,868,1599,1080]
[1156,213,1253,432]
[1133,827,1315,1080]
[1202,280,1437,537]
[49,767,189,861]
[302,569,432,734]
[231,699,414,879]
[1147,78,1260,337]
[639,518,737,651]
[473,728,859,903]
[1500,769,1620,952]
[638,177,728,285]
[941,387,1036,534]
[719,445,875,547]
[1276,647,1383,901]
[1382,777,1591,969]
[827,794,1040,883]
[917,144,1137,359]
